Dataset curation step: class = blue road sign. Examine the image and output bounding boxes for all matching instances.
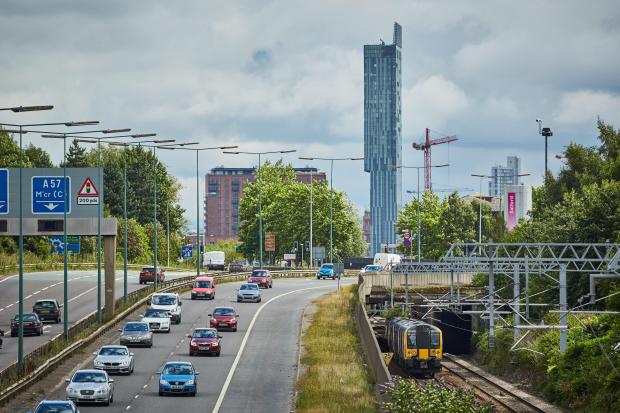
[32,176,71,214]
[403,238,411,247]
[181,245,193,259]
[0,169,8,215]
[50,235,81,254]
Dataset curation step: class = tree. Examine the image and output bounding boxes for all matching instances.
[24,144,53,167]
[117,218,151,262]
[64,139,89,167]
[0,129,31,167]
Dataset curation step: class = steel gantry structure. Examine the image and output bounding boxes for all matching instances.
[392,242,620,353]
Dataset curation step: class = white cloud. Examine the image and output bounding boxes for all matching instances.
[552,90,620,126]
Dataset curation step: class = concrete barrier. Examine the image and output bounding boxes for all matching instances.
[359,271,476,297]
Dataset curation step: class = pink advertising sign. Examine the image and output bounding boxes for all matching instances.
[507,192,517,229]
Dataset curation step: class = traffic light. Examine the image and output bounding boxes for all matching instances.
[294,241,299,252]
[304,241,310,252]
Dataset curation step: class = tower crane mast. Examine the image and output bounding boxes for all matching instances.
[412,128,458,192]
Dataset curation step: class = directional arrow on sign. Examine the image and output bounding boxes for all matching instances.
[0,202,5,210]
[44,203,59,211]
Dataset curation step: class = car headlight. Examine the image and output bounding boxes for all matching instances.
[96,387,107,394]
[67,387,78,394]
[160,379,168,385]
[94,359,103,366]
[186,379,194,385]
[190,340,197,346]
[121,359,129,365]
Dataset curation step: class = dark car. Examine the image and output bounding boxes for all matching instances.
[139,267,165,285]
[11,313,43,336]
[187,328,222,356]
[228,260,252,272]
[209,307,239,332]
[32,400,80,413]
[33,299,62,323]
[248,269,272,288]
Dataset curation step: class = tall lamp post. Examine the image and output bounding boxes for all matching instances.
[536,119,553,177]
[159,145,238,278]
[224,150,297,268]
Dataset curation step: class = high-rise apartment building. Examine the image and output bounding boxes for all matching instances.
[364,22,403,255]
[204,167,326,243]
[489,156,521,199]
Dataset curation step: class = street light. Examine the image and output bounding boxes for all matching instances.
[0,105,54,112]
[536,119,553,177]
[390,164,448,262]
[159,145,239,278]
[225,150,297,268]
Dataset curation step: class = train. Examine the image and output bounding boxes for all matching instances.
[385,317,443,376]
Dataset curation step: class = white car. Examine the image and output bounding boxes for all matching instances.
[141,308,172,333]
[150,293,182,324]
[65,369,114,406]
[93,345,134,374]
[237,283,262,303]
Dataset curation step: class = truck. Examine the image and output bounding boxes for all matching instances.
[373,253,401,270]
[204,251,226,271]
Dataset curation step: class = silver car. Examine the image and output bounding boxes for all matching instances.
[93,345,134,374]
[65,369,114,405]
[237,283,262,303]
[119,321,153,347]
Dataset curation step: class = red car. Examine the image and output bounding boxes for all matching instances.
[188,328,222,356]
[249,269,272,288]
[209,307,239,332]
[139,267,165,284]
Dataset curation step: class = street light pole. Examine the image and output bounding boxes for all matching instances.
[309,168,313,268]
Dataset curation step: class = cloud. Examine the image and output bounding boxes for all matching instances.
[552,90,620,126]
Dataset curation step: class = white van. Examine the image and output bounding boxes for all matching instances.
[373,253,401,270]
[204,251,226,270]
[150,293,182,324]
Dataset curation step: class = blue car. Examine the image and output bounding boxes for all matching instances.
[316,263,339,280]
[158,361,199,396]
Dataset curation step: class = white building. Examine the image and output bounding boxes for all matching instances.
[503,184,531,230]
[489,156,521,198]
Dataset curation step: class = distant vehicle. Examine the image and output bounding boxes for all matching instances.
[249,269,273,288]
[11,313,43,337]
[204,251,226,270]
[209,307,239,332]
[373,253,401,270]
[32,299,62,323]
[360,264,383,274]
[31,400,80,413]
[187,328,222,356]
[141,308,172,333]
[139,267,165,285]
[316,263,338,280]
[158,361,199,396]
[228,259,252,272]
[150,293,182,324]
[237,283,262,303]
[92,345,134,375]
[191,276,215,300]
[65,369,114,405]
[119,322,153,347]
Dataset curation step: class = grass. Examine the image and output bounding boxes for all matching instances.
[296,285,376,413]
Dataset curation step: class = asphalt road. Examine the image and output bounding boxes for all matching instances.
[0,270,190,370]
[24,277,352,413]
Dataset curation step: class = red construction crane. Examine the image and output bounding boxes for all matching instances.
[412,128,458,192]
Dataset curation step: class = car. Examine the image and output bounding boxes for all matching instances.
[92,345,134,374]
[191,276,215,300]
[139,267,165,285]
[209,307,239,332]
[32,299,62,323]
[317,263,339,280]
[30,400,80,413]
[119,322,153,347]
[187,328,222,356]
[360,264,383,274]
[158,361,199,396]
[65,369,114,406]
[150,293,182,324]
[10,313,43,337]
[248,269,273,288]
[228,259,252,272]
[141,308,172,333]
[237,283,262,303]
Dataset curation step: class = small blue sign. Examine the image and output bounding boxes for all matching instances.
[50,236,81,254]
[0,169,8,215]
[181,245,193,259]
[403,238,411,247]
[32,176,71,214]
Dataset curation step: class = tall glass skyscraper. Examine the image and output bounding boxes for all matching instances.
[364,22,402,255]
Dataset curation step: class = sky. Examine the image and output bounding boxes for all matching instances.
[1,0,619,229]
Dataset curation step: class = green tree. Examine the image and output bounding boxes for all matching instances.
[0,129,31,167]
[24,144,53,167]
[64,139,89,167]
[117,218,151,262]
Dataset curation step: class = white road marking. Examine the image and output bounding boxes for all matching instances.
[34,290,41,294]
[41,287,49,291]
[134,395,139,399]
[0,275,17,284]
[126,406,131,410]
[68,286,97,303]
[25,295,32,299]
[211,285,330,413]
[143,384,148,389]
[7,304,14,308]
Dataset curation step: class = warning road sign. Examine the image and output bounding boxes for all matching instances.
[77,177,99,205]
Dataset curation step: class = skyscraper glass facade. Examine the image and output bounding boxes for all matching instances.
[364,22,402,255]
[489,156,521,198]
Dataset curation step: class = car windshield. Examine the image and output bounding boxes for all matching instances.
[14,314,37,321]
[194,281,211,288]
[72,371,107,383]
[34,301,56,308]
[152,295,177,305]
[321,264,333,269]
[240,284,258,291]
[193,329,217,338]
[99,347,128,356]
[367,266,382,271]
[144,309,169,318]
[251,271,267,277]
[162,364,193,375]
[213,308,235,316]
[142,267,154,272]
[124,323,148,332]
[35,402,74,413]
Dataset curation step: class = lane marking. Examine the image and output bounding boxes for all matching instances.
[0,275,17,284]
[211,285,330,413]
[25,295,32,299]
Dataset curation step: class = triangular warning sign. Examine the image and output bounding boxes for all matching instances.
[78,177,99,197]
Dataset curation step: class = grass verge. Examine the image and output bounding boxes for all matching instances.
[296,285,376,413]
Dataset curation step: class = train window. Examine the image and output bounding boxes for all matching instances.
[416,327,430,348]
[407,332,416,347]
[431,331,441,348]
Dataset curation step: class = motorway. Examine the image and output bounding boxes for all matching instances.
[20,277,352,413]
[0,269,190,370]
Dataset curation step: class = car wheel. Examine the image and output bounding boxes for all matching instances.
[216,350,221,357]
[233,327,237,332]
[189,350,194,356]
[148,342,153,348]
[159,391,164,396]
[37,328,42,336]
[191,390,196,397]
[10,332,16,337]
[237,299,241,303]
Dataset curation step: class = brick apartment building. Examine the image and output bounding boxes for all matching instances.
[204,167,326,243]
